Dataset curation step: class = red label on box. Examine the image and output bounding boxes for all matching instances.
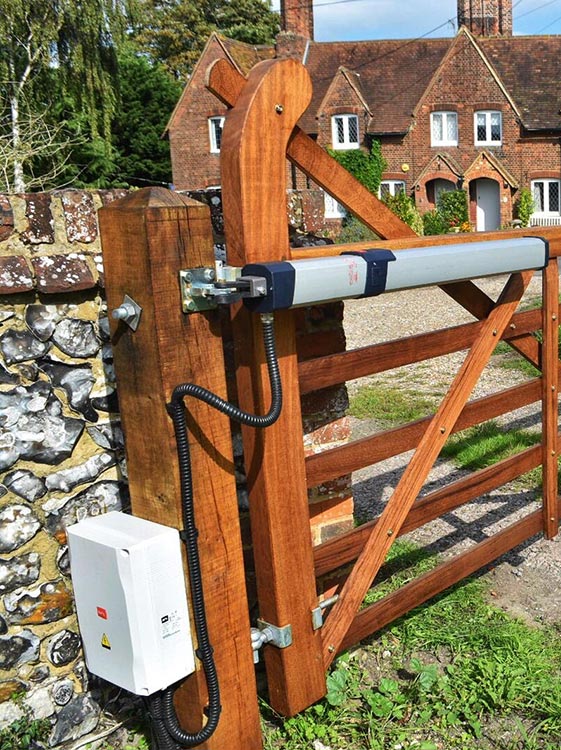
[96,606,108,620]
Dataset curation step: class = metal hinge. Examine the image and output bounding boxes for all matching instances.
[251,619,293,664]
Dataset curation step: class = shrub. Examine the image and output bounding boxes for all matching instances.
[437,189,469,230]
[514,187,534,227]
[383,190,424,235]
[337,216,379,243]
[422,208,448,236]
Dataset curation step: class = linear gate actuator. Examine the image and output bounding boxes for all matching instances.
[178,237,549,314]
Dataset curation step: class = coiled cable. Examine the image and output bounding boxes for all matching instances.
[147,313,281,748]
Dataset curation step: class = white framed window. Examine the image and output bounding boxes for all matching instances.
[532,179,560,216]
[324,192,346,218]
[331,114,359,150]
[379,180,405,199]
[430,111,458,147]
[475,110,502,145]
[208,116,225,153]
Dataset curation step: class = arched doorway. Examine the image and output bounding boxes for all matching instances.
[426,178,456,208]
[474,178,500,231]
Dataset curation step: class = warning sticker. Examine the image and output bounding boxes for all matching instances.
[161,611,182,639]
[101,633,111,650]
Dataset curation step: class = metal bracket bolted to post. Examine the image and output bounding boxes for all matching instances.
[251,619,293,664]
[311,595,339,631]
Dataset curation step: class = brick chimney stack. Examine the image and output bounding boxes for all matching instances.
[457,0,512,36]
[281,0,314,39]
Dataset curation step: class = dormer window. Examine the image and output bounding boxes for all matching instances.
[208,116,225,153]
[430,112,458,147]
[331,114,359,150]
[475,111,502,145]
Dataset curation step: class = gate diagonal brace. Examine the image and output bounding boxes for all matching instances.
[321,269,534,666]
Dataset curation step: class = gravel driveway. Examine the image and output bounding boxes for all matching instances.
[342,270,561,625]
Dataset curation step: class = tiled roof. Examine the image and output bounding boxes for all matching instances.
[479,36,561,130]
[220,36,276,75]
[298,33,561,134]
[301,38,451,134]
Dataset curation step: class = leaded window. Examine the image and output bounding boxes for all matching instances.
[331,114,360,150]
[475,111,502,145]
[430,112,458,147]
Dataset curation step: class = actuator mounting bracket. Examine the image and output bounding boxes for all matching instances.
[179,261,267,313]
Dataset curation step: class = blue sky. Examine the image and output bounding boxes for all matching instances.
[272,0,561,42]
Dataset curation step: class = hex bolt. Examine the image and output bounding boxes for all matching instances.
[112,302,136,322]
[203,268,215,282]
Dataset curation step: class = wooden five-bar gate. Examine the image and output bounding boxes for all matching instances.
[98,58,561,749]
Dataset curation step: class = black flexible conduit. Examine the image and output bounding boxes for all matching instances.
[147,313,282,749]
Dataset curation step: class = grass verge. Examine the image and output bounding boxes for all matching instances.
[441,420,541,471]
[262,541,561,750]
[348,384,436,423]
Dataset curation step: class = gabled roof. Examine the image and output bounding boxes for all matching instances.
[317,66,372,117]
[167,30,561,138]
[412,27,520,122]
[465,150,519,187]
[165,33,275,133]
[300,37,451,134]
[219,35,276,75]
[413,152,463,187]
[298,32,561,135]
[479,35,561,130]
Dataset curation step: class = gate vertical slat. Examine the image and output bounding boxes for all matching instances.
[98,188,262,750]
[220,59,327,716]
[542,257,559,539]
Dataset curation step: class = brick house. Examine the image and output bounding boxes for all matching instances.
[167,0,561,231]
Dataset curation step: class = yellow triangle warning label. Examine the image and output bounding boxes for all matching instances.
[101,633,111,650]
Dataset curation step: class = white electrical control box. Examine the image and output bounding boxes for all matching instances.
[67,511,195,696]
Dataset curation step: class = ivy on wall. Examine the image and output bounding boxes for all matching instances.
[328,141,386,195]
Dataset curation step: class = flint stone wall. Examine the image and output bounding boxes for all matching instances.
[0,189,352,747]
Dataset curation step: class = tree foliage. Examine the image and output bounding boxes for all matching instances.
[132,0,280,79]
[0,0,280,190]
[112,48,182,187]
[0,0,134,191]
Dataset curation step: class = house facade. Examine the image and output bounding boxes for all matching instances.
[167,0,561,231]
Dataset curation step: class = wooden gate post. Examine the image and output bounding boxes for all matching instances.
[220,59,327,716]
[98,188,263,750]
[542,257,559,539]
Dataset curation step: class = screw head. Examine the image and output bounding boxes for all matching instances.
[275,103,284,114]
